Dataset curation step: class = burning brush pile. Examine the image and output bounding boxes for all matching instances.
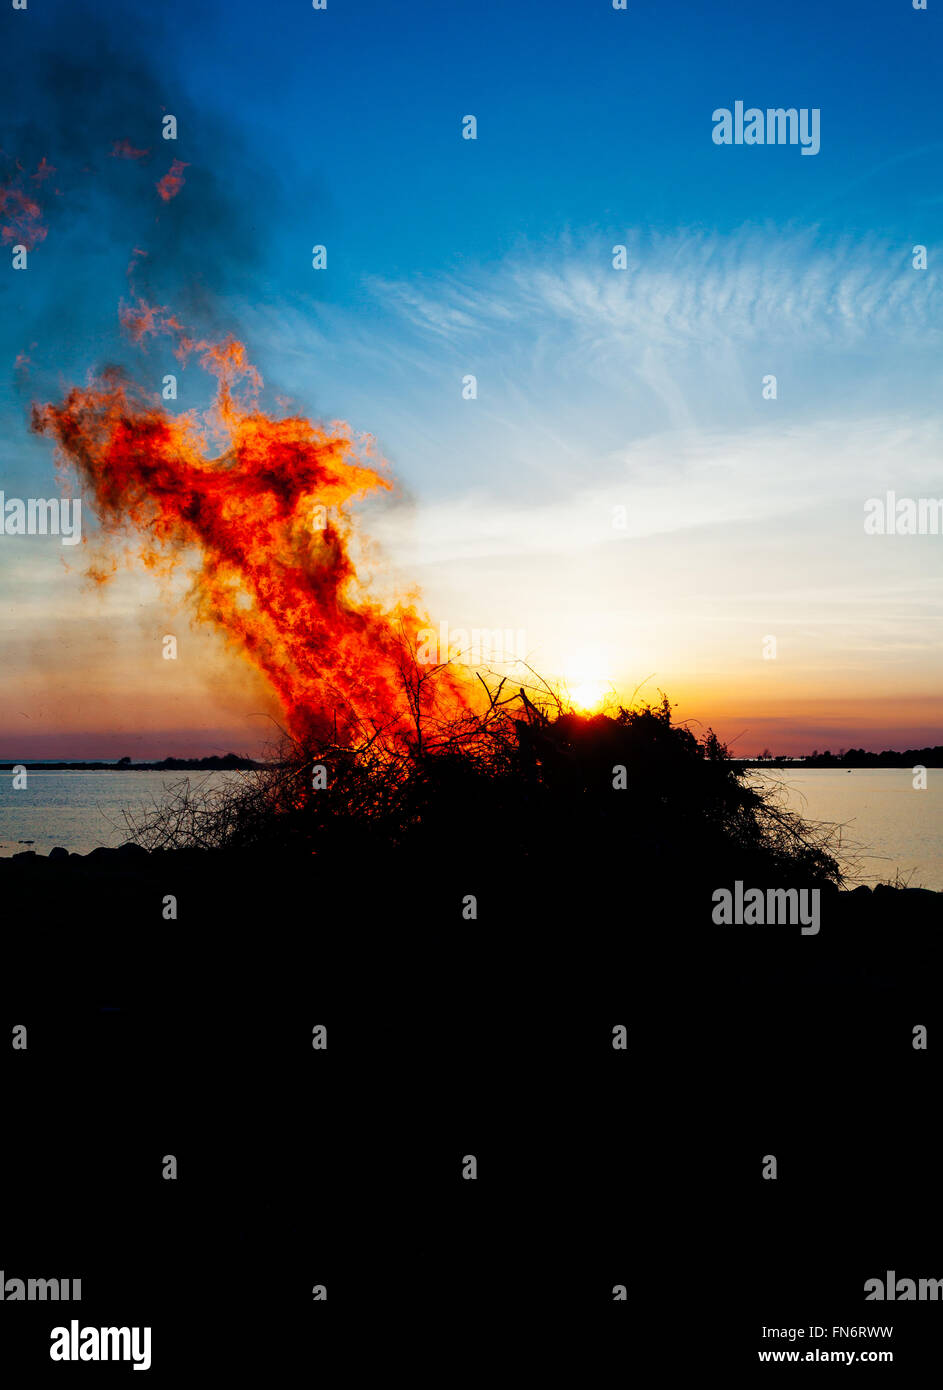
[32,314,842,890]
[113,690,843,900]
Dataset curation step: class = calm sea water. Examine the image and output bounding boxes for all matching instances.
[0,767,940,888]
[0,770,241,857]
[748,768,943,891]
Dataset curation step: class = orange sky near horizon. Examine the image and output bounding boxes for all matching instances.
[1,593,939,760]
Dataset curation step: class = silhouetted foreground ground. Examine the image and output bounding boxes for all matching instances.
[5,700,941,1375]
[5,697,940,990]
[4,808,938,999]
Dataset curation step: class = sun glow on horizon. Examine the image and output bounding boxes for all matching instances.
[568,678,611,712]
[562,647,616,713]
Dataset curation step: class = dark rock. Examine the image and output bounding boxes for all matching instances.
[48,846,69,861]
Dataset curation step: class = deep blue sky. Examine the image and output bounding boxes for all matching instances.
[3,0,941,479]
[180,0,940,266]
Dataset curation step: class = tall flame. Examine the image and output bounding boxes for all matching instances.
[32,310,472,747]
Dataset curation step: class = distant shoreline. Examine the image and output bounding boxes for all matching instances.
[736,749,943,769]
[0,755,267,772]
[2,750,940,771]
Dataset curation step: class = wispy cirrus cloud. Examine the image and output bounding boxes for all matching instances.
[371,226,940,350]
[237,224,943,516]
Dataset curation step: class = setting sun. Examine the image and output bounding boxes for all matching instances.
[568,679,610,712]
[563,648,614,712]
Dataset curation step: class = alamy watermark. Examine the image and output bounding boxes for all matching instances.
[864,492,943,535]
[1,1271,81,1300]
[712,102,820,156]
[864,1271,943,1300]
[416,621,527,667]
[712,881,820,935]
[50,1321,151,1371]
[0,492,82,545]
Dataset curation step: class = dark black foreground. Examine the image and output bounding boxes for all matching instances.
[1,842,940,1378]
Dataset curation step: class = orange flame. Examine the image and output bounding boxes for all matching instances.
[156,159,188,202]
[31,311,472,746]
